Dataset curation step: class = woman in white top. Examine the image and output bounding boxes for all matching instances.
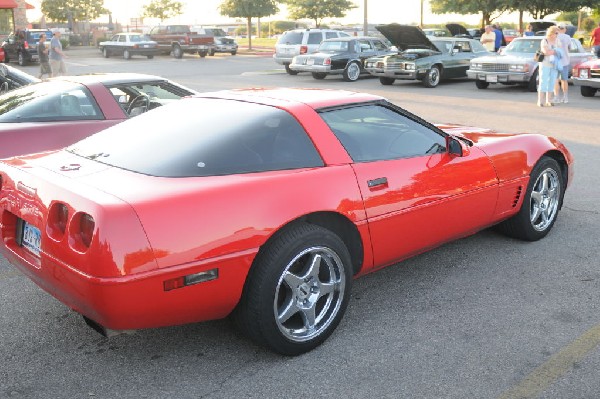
[537,26,560,107]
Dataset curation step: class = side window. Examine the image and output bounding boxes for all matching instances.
[372,39,387,51]
[319,104,446,162]
[568,39,580,53]
[118,35,127,42]
[358,40,372,51]
[307,32,322,45]
[325,32,338,40]
[457,41,472,52]
[110,35,118,41]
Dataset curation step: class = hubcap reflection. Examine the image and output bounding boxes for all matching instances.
[274,246,345,342]
[530,168,560,231]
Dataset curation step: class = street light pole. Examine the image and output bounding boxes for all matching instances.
[363,0,368,36]
[420,0,424,28]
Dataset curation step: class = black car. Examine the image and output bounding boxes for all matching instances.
[288,36,393,81]
[2,29,53,66]
[0,64,40,93]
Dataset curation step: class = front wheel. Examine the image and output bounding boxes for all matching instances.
[312,72,327,80]
[343,61,361,82]
[231,51,237,55]
[232,223,352,355]
[209,50,215,56]
[147,55,154,59]
[379,77,395,85]
[580,85,597,97]
[496,156,564,241]
[475,80,489,89]
[103,48,109,58]
[527,68,539,92]
[285,64,298,75]
[199,51,207,58]
[422,65,441,87]
[123,49,131,60]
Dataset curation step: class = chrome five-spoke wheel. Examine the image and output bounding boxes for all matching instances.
[274,246,345,343]
[529,167,560,232]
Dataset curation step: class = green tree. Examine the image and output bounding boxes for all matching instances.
[504,0,597,33]
[220,0,278,49]
[41,0,107,32]
[284,0,357,28]
[142,0,184,22]
[430,0,505,27]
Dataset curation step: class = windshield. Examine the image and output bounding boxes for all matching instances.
[504,38,541,54]
[68,98,323,177]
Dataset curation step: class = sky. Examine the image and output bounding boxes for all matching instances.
[26,0,487,27]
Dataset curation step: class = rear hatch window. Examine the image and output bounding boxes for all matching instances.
[278,31,303,45]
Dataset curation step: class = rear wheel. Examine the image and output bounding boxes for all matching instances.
[312,72,327,80]
[496,156,564,241]
[147,55,154,59]
[379,77,395,85]
[103,48,110,58]
[343,61,361,82]
[580,85,597,97]
[199,51,207,58]
[172,45,183,59]
[422,65,441,87]
[209,49,215,56]
[123,49,131,60]
[232,223,352,355]
[231,51,237,55]
[285,63,298,75]
[475,80,489,89]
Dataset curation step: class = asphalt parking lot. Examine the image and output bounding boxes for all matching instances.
[1,47,599,399]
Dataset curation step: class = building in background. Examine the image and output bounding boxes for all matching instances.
[1,0,34,38]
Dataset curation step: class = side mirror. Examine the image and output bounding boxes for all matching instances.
[446,136,470,157]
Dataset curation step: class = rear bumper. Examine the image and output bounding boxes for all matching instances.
[571,77,600,88]
[1,239,255,330]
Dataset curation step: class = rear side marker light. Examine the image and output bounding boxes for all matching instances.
[164,269,219,291]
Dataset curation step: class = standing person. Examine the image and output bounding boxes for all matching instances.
[554,23,571,103]
[524,25,535,37]
[537,26,561,107]
[590,21,600,58]
[492,24,505,51]
[49,29,67,77]
[480,25,496,52]
[37,33,51,79]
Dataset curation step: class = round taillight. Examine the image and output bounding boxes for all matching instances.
[47,202,69,240]
[79,213,95,248]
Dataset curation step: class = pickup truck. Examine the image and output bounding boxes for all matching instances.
[148,25,214,58]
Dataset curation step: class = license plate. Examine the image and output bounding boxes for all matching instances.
[143,44,149,48]
[307,58,315,65]
[22,222,41,257]
[486,75,498,83]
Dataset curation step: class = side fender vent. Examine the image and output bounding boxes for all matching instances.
[512,186,523,208]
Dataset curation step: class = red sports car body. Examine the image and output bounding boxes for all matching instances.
[0,88,573,355]
[0,73,197,158]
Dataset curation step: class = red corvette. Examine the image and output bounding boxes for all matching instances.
[0,88,573,355]
[0,73,197,158]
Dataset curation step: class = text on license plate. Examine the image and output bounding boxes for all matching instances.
[22,222,41,256]
[306,59,315,65]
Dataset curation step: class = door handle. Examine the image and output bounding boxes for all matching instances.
[367,177,388,188]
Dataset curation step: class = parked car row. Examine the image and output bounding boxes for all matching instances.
[277,24,598,95]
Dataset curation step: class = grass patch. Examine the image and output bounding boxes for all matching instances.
[237,37,277,48]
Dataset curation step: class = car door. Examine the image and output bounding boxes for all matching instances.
[356,39,379,65]
[4,33,18,59]
[448,39,474,77]
[319,102,498,270]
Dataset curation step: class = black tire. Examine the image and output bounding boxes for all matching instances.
[527,68,539,92]
[475,80,489,89]
[199,51,207,58]
[147,55,154,59]
[17,51,26,66]
[284,63,298,75]
[343,61,361,82]
[209,50,215,56]
[123,49,131,60]
[103,48,109,58]
[496,156,564,241]
[312,72,327,80]
[172,45,183,59]
[231,51,237,55]
[580,86,597,97]
[232,223,352,355]
[422,65,441,88]
[379,77,395,85]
